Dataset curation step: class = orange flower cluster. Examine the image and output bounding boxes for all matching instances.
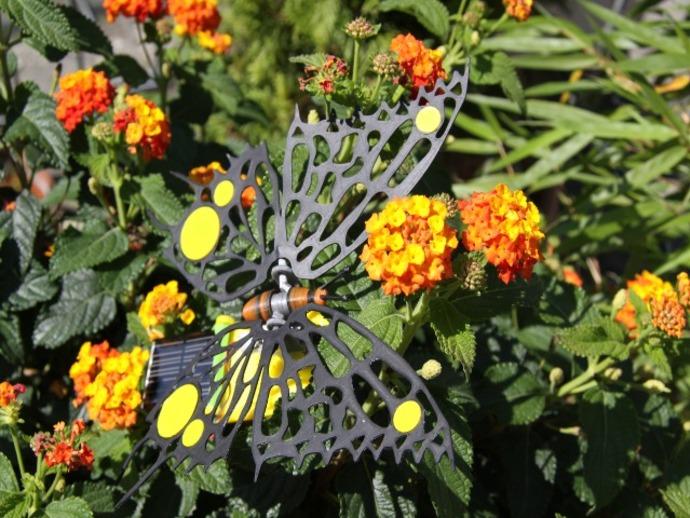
[390,34,446,90]
[563,266,583,288]
[504,0,533,21]
[0,381,25,407]
[458,184,544,284]
[102,0,163,22]
[54,69,115,133]
[69,341,149,430]
[113,94,171,160]
[197,30,232,54]
[615,271,675,333]
[651,295,686,338]
[360,196,458,296]
[678,272,690,308]
[168,0,219,35]
[31,420,94,471]
[138,280,195,340]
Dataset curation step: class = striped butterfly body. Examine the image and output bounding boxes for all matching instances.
[121,68,469,503]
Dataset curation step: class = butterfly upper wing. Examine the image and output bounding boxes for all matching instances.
[275,67,469,279]
[162,143,281,302]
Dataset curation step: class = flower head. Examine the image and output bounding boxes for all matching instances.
[360,196,458,296]
[458,184,544,284]
[651,294,686,338]
[138,281,194,340]
[299,55,348,96]
[345,17,377,40]
[69,341,149,430]
[371,52,402,79]
[168,0,221,36]
[0,381,24,407]
[504,0,533,21]
[615,271,676,333]
[34,419,94,471]
[189,160,224,185]
[103,0,163,22]
[563,266,583,288]
[677,272,690,308]
[390,33,446,91]
[113,94,170,160]
[197,31,232,54]
[55,69,114,133]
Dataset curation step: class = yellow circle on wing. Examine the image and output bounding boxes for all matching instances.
[156,384,199,438]
[181,419,204,447]
[179,206,220,261]
[415,106,442,134]
[392,400,422,433]
[213,180,235,207]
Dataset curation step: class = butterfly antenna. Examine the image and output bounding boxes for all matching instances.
[321,262,359,290]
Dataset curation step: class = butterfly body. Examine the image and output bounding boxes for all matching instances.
[241,285,328,322]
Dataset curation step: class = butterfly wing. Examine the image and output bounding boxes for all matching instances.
[162,144,281,302]
[275,68,469,279]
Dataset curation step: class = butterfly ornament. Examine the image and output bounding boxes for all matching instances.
[121,67,469,502]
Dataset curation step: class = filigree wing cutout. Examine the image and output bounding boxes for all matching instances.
[162,144,280,301]
[275,67,469,279]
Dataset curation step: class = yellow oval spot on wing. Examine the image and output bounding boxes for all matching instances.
[392,400,422,433]
[179,206,220,261]
[213,180,235,207]
[156,384,199,438]
[181,419,204,447]
[415,106,442,134]
[307,311,329,327]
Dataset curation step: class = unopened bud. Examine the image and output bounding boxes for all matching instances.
[417,359,442,380]
[611,289,628,314]
[643,379,671,394]
[549,367,564,386]
[371,52,402,78]
[344,17,377,40]
[307,109,320,124]
[470,31,481,47]
[603,367,622,381]
[87,177,100,196]
[91,121,112,141]
[433,193,458,218]
[457,253,487,292]
[155,18,173,38]
[161,62,172,79]
[683,420,690,432]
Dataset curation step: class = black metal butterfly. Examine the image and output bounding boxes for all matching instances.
[121,68,469,502]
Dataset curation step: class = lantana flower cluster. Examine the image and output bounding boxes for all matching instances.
[69,341,149,430]
[299,55,349,96]
[390,33,446,91]
[615,270,689,338]
[113,93,171,160]
[103,0,163,22]
[0,380,25,425]
[458,183,544,284]
[31,420,94,471]
[360,195,458,296]
[138,280,195,340]
[54,69,115,133]
[504,0,534,21]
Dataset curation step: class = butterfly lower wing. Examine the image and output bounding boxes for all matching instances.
[163,144,280,302]
[249,304,453,472]
[275,67,469,280]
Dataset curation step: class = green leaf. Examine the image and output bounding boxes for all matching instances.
[0,453,18,492]
[288,53,327,67]
[626,145,687,187]
[0,315,24,364]
[662,482,690,518]
[478,362,546,425]
[138,173,184,226]
[579,388,640,508]
[379,0,449,38]
[49,227,129,278]
[41,172,82,207]
[176,477,200,517]
[8,261,58,310]
[336,463,398,518]
[555,317,628,360]
[65,482,116,514]
[185,460,231,494]
[618,53,690,74]
[98,55,148,87]
[429,298,476,378]
[89,429,130,479]
[60,6,111,56]
[33,270,116,348]
[126,311,150,346]
[5,87,69,167]
[7,0,77,51]
[0,492,28,518]
[11,191,41,273]
[98,253,149,296]
[496,53,525,112]
[44,496,93,518]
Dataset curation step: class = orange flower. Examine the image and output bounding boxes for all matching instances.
[189,160,224,185]
[0,381,24,407]
[458,184,544,284]
[360,196,458,296]
[677,272,690,308]
[504,0,533,21]
[563,266,583,288]
[390,33,446,90]
[168,0,221,36]
[651,294,686,338]
[615,271,676,333]
[54,69,114,133]
[197,31,232,54]
[138,280,194,340]
[34,419,94,471]
[113,94,170,160]
[102,0,163,22]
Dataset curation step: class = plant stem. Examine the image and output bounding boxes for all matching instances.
[557,357,615,397]
[397,290,431,356]
[10,427,26,479]
[112,177,127,230]
[352,40,360,83]
[0,14,14,105]
[43,470,63,502]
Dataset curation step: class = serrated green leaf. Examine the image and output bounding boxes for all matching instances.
[7,0,76,50]
[556,317,628,360]
[494,52,525,112]
[429,298,475,378]
[98,253,149,296]
[5,88,69,167]
[65,482,116,514]
[662,482,690,518]
[88,428,130,479]
[0,314,23,364]
[138,173,184,226]
[60,5,112,56]
[11,191,41,273]
[479,362,546,425]
[379,0,449,38]
[50,227,129,278]
[336,463,398,518]
[0,492,28,518]
[176,477,200,517]
[45,496,93,518]
[0,453,18,492]
[184,460,231,494]
[33,270,116,348]
[126,311,151,346]
[580,388,640,508]
[8,261,57,310]
[97,55,148,87]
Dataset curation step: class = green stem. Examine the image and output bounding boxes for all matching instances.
[352,40,360,83]
[370,75,382,102]
[397,290,432,356]
[390,84,406,105]
[43,470,63,502]
[10,427,26,480]
[112,178,127,230]
[557,357,616,397]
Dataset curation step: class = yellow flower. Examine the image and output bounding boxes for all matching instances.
[197,31,232,54]
[615,271,677,334]
[138,281,193,340]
